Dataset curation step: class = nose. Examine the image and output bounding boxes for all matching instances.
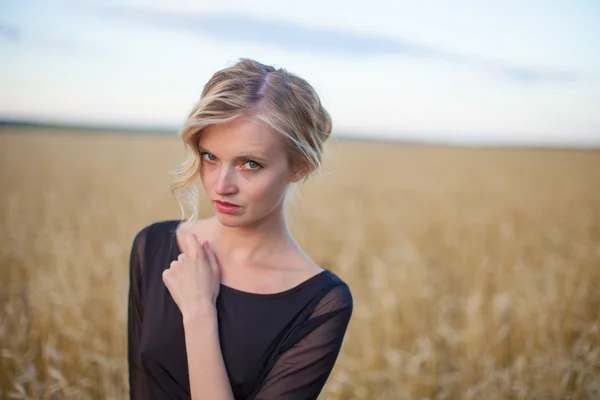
[215,165,238,196]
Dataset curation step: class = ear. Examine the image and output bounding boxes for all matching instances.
[289,162,309,183]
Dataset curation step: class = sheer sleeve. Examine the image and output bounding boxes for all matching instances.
[251,283,353,400]
[127,224,152,400]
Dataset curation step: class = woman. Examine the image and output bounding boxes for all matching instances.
[128,58,353,400]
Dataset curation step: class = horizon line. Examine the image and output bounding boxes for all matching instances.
[1,118,599,151]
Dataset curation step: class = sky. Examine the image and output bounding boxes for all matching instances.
[1,0,599,146]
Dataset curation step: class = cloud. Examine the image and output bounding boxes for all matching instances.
[0,22,90,55]
[0,23,21,41]
[85,5,583,84]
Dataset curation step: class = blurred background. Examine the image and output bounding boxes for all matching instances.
[1,0,599,399]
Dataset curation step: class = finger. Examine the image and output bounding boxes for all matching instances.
[185,233,198,259]
[203,241,221,276]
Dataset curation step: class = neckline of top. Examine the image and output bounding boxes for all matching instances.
[168,220,330,299]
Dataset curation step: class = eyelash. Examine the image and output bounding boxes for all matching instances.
[200,152,263,170]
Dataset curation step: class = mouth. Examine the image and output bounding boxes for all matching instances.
[214,200,241,214]
[215,200,240,207]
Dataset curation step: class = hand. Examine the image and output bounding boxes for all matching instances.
[162,233,221,320]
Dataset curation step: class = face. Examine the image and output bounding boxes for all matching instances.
[197,115,305,227]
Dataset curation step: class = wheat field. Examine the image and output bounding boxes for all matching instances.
[1,126,599,399]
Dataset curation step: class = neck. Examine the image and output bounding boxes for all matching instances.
[211,207,293,263]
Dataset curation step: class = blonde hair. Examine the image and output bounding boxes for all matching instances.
[169,58,333,222]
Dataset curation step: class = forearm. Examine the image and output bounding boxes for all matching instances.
[183,305,234,400]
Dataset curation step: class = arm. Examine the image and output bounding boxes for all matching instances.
[182,305,235,400]
[162,235,234,400]
[127,226,151,400]
[250,284,353,400]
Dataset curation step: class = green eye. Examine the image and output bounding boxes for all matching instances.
[202,152,216,161]
[245,161,261,170]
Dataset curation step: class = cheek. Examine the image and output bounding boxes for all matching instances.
[246,172,288,201]
[198,168,208,188]
[199,164,216,185]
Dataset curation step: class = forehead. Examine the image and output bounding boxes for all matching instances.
[199,116,284,156]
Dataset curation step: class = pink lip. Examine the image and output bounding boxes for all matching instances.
[215,200,241,214]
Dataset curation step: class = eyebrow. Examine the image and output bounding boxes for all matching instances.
[198,146,269,163]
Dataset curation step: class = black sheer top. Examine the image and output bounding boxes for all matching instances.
[127,220,353,400]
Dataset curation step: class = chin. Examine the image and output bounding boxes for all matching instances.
[215,209,270,229]
[216,215,242,227]
[215,211,251,228]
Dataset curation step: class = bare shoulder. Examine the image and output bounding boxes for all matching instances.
[174,217,215,254]
[285,245,325,279]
